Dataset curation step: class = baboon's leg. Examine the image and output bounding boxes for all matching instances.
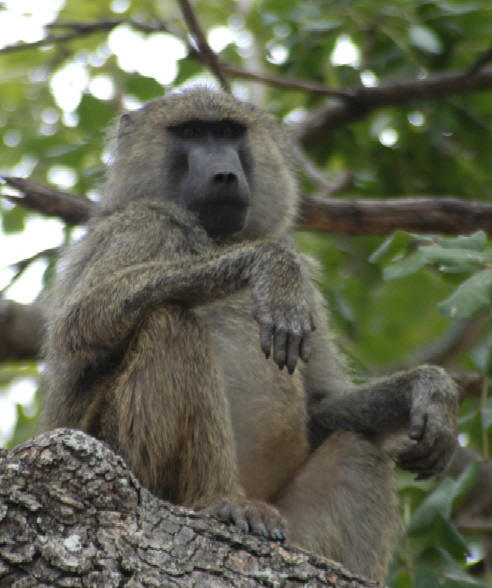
[275,431,399,583]
[109,306,241,507]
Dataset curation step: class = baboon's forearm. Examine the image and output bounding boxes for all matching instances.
[311,372,416,436]
[53,241,291,355]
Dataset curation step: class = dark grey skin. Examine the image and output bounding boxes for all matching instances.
[43,89,458,583]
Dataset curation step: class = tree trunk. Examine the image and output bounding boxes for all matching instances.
[0,429,379,587]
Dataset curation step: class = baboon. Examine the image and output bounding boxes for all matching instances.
[43,88,458,582]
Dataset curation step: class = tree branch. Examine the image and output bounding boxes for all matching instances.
[1,176,91,225]
[3,16,492,120]
[0,429,376,587]
[296,69,492,146]
[467,44,492,76]
[177,0,230,92]
[0,18,171,54]
[219,61,351,98]
[298,196,492,235]
[0,299,43,360]
[4,177,492,235]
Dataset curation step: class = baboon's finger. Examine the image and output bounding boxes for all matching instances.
[273,328,287,369]
[259,321,273,358]
[286,332,301,374]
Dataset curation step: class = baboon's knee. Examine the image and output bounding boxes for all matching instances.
[276,432,399,583]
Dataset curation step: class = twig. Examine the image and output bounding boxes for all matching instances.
[0,247,59,297]
[4,14,492,117]
[0,20,122,54]
[177,0,230,92]
[219,61,350,98]
[467,45,492,76]
[293,145,353,196]
[293,145,335,193]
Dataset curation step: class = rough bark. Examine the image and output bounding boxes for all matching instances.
[0,429,379,588]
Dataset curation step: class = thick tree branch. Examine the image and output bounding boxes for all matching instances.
[1,176,91,225]
[0,429,376,587]
[0,300,42,360]
[3,177,492,235]
[297,69,492,146]
[298,196,492,235]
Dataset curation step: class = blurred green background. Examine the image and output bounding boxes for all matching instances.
[1,1,492,585]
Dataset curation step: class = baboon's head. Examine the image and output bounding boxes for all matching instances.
[103,88,299,240]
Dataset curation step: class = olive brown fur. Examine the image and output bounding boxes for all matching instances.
[43,87,458,583]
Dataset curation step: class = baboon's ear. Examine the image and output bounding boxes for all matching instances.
[117,112,134,141]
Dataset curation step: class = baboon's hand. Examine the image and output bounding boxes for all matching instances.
[204,499,286,541]
[252,245,315,374]
[397,366,458,479]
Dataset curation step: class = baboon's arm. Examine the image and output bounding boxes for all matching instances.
[310,365,458,478]
[53,226,313,372]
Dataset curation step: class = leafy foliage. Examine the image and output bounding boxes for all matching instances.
[1,0,492,585]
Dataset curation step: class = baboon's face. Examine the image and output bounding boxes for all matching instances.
[167,119,253,238]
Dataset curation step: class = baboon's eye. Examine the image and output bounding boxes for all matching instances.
[169,122,203,139]
[217,122,245,139]
[221,125,235,139]
[181,125,198,139]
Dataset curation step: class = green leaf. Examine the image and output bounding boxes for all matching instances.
[438,269,492,318]
[408,465,477,534]
[440,230,487,251]
[408,25,443,54]
[2,205,26,233]
[369,230,414,264]
[450,463,478,510]
[77,93,115,135]
[174,59,204,87]
[408,478,455,534]
[125,73,164,101]
[7,402,40,448]
[383,250,428,279]
[419,246,492,267]
[434,516,469,561]
[414,565,441,588]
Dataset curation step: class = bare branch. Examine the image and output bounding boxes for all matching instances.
[219,62,350,98]
[468,45,492,76]
[0,247,58,297]
[1,177,91,224]
[0,299,42,360]
[3,15,492,122]
[298,195,492,235]
[177,0,230,92]
[296,69,492,145]
[0,20,123,54]
[3,176,492,235]
[293,145,354,196]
